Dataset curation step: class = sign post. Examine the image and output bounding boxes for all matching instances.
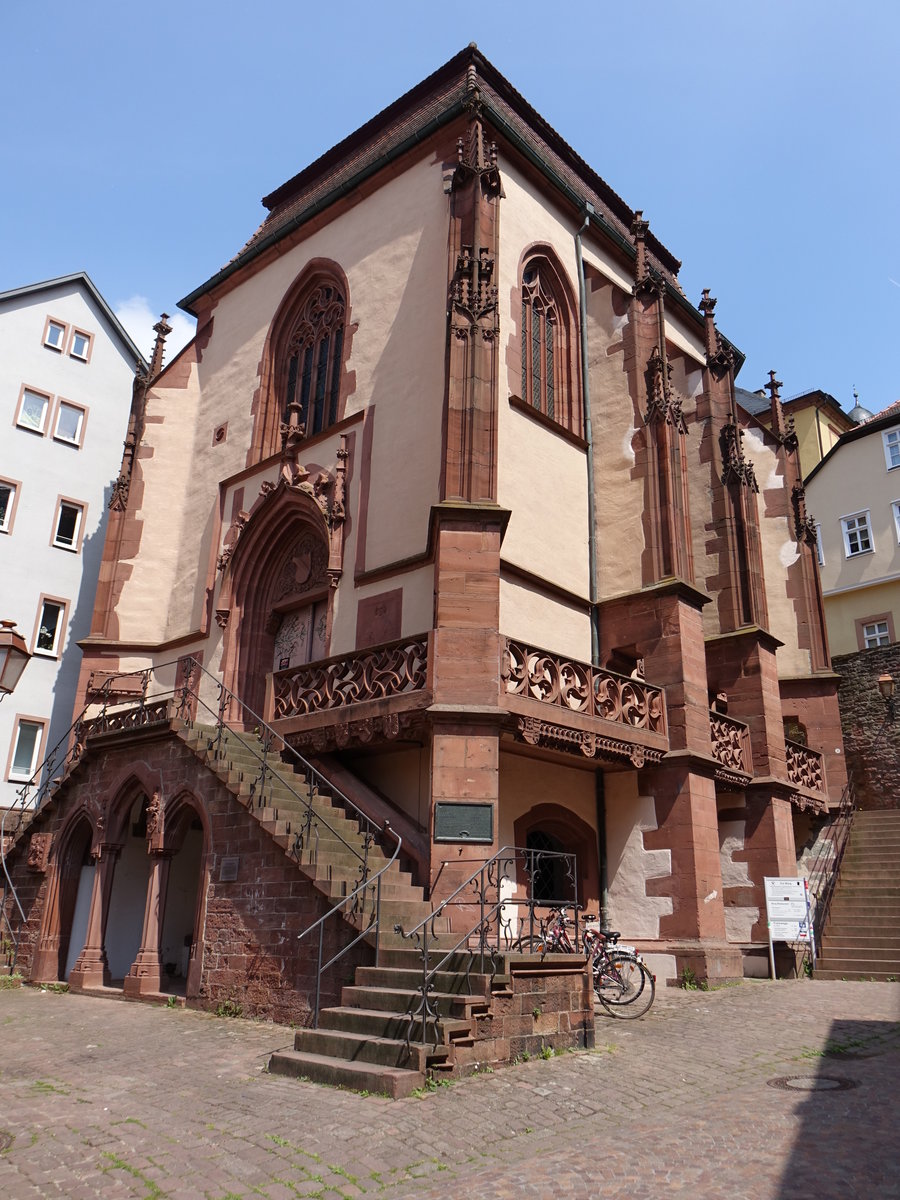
[764,876,814,979]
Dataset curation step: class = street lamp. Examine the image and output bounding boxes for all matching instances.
[0,620,31,699]
[877,673,895,722]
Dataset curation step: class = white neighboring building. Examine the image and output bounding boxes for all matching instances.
[0,274,145,812]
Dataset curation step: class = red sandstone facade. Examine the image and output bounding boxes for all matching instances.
[2,47,846,1011]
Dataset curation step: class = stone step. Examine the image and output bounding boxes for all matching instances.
[267,1050,425,1099]
[818,943,900,961]
[340,983,489,1018]
[824,927,900,941]
[292,1028,448,1072]
[317,1005,473,1044]
[376,946,505,972]
[814,965,900,981]
[353,965,497,994]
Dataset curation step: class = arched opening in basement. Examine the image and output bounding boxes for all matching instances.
[104,794,152,983]
[58,817,94,980]
[158,808,205,996]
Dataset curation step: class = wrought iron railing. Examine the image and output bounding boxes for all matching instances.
[502,639,666,734]
[807,780,856,959]
[271,635,428,721]
[1,657,401,974]
[393,845,579,1051]
[709,710,752,775]
[785,738,826,795]
[299,823,402,1028]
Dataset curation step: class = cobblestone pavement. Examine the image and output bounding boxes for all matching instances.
[1,979,898,1199]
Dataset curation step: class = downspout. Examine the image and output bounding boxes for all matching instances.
[575,204,609,929]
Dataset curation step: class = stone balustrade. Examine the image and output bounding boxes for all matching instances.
[271,636,429,720]
[502,639,666,734]
[709,711,752,776]
[785,738,826,795]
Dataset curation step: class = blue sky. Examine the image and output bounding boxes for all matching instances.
[3,2,898,412]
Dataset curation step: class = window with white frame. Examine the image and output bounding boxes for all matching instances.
[44,319,66,351]
[815,522,825,566]
[0,481,16,532]
[893,501,900,544]
[16,387,51,434]
[862,620,891,648]
[841,511,873,557]
[883,428,900,471]
[69,329,92,361]
[34,599,66,657]
[53,501,84,550]
[53,401,86,447]
[8,719,45,781]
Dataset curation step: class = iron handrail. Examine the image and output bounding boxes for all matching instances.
[298,822,401,1027]
[1,672,127,968]
[394,844,579,1050]
[807,778,857,955]
[1,656,396,973]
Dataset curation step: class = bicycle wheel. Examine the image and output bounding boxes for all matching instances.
[594,952,655,1018]
[512,933,551,955]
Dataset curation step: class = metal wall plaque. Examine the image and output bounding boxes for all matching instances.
[219,856,240,882]
[434,802,494,844]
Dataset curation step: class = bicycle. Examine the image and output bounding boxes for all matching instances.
[513,905,655,1018]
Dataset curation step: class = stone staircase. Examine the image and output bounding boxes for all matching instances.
[268,948,508,1098]
[816,809,900,981]
[182,722,501,1097]
[179,722,432,932]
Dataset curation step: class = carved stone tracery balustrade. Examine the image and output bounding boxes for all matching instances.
[502,639,666,735]
[709,710,752,776]
[272,637,428,720]
[785,738,826,795]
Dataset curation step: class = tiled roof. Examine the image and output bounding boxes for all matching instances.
[180,45,683,313]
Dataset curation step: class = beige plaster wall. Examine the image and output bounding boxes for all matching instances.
[111,153,448,647]
[808,429,900,651]
[496,161,591,606]
[716,795,758,943]
[499,576,591,662]
[743,425,810,677]
[343,747,430,831]
[822,580,900,657]
[498,751,596,941]
[116,364,204,644]
[586,276,642,596]
[605,771,672,939]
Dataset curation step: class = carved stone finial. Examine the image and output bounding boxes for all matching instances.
[631,210,649,241]
[149,313,172,379]
[699,289,716,318]
[720,422,758,492]
[631,210,650,285]
[764,370,783,403]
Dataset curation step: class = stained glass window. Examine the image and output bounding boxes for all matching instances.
[520,260,573,431]
[283,284,345,438]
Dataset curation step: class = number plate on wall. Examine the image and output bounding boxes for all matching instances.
[434,802,494,843]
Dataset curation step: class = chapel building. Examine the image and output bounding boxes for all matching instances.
[3,47,845,1015]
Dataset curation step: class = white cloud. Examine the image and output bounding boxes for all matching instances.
[113,295,195,368]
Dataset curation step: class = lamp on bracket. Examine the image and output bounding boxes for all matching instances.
[0,620,31,700]
[877,673,895,723]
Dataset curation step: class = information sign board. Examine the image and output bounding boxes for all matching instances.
[763,876,815,978]
[764,876,811,943]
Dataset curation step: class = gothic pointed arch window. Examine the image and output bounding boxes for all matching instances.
[519,254,578,434]
[282,281,345,438]
[253,264,351,461]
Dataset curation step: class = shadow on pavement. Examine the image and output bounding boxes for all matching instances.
[775,1016,900,1198]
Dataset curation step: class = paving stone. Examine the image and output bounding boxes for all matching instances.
[0,981,898,1197]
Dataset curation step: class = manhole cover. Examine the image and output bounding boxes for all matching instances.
[0,1130,13,1152]
[767,1075,859,1093]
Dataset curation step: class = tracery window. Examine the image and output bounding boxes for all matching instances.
[519,257,577,433]
[282,283,345,438]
